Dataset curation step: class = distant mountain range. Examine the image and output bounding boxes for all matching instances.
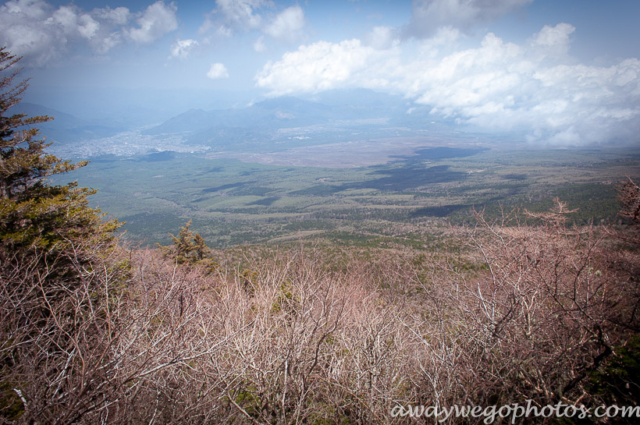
[13,103,124,145]
[143,89,460,151]
[143,92,394,136]
[17,89,465,152]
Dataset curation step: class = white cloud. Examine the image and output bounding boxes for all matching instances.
[533,23,574,48]
[365,26,399,50]
[253,35,267,52]
[216,0,269,30]
[0,0,178,66]
[3,0,49,19]
[78,14,100,39]
[405,0,532,38]
[127,1,178,44]
[255,39,399,95]
[529,23,575,61]
[256,23,640,145]
[200,0,269,38]
[200,0,306,44]
[89,7,131,53]
[47,6,78,34]
[94,6,130,26]
[207,62,229,79]
[216,25,232,38]
[263,5,304,42]
[169,38,198,59]
[0,0,71,66]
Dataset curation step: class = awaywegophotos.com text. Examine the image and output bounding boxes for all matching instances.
[390,401,640,423]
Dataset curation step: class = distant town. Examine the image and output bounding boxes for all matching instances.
[49,131,210,158]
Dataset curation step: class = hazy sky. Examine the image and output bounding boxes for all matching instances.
[2,0,640,145]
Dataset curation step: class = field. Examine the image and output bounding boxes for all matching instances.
[53,140,640,248]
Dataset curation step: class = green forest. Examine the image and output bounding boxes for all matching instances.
[2,47,640,424]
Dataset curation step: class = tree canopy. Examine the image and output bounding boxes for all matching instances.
[0,47,120,258]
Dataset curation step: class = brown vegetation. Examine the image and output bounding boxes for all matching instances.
[2,201,639,423]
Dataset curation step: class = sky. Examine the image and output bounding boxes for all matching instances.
[1,0,640,145]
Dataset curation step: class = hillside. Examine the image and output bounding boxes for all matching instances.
[13,102,123,145]
[140,90,459,153]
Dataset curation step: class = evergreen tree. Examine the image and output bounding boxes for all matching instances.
[618,178,640,226]
[0,47,120,261]
[159,220,218,273]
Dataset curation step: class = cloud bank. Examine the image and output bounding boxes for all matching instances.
[256,24,640,145]
[126,1,177,44]
[0,0,178,66]
[404,0,533,38]
[199,0,306,49]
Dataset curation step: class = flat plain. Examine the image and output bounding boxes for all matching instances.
[54,139,640,248]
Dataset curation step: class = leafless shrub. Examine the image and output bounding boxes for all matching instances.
[1,239,130,423]
[3,198,639,424]
[402,201,636,416]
